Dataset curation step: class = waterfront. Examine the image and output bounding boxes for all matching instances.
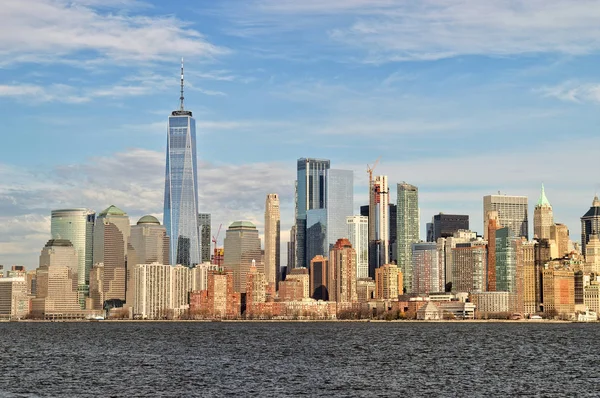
[0,322,598,397]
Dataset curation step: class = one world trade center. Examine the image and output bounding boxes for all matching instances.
[163,59,201,266]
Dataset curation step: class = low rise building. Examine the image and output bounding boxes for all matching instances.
[471,291,518,315]
[0,277,28,320]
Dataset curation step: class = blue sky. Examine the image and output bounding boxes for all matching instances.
[2,0,600,268]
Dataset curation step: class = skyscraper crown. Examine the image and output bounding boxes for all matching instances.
[536,184,551,208]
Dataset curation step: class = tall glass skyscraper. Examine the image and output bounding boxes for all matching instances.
[397,182,419,293]
[164,60,201,267]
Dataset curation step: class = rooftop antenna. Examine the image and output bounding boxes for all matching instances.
[179,57,185,111]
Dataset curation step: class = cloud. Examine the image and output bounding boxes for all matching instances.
[0,0,227,65]
[539,81,600,103]
[223,0,600,62]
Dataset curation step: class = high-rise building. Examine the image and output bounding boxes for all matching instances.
[50,208,95,304]
[310,255,329,300]
[245,265,266,317]
[164,61,201,267]
[329,238,357,303]
[521,240,537,315]
[550,223,570,257]
[389,204,397,264]
[581,195,600,256]
[325,170,354,248]
[264,194,281,290]
[189,269,241,319]
[432,213,469,241]
[198,213,211,264]
[0,278,28,320]
[483,194,528,239]
[369,176,389,276]
[287,225,296,272]
[93,205,129,303]
[130,215,170,265]
[495,228,518,293]
[190,262,219,292]
[397,182,419,293]
[535,239,552,311]
[375,264,402,300]
[542,266,574,315]
[412,242,443,294]
[223,221,262,293]
[132,263,171,319]
[347,216,369,279]
[442,230,478,289]
[285,268,310,299]
[534,184,553,240]
[171,265,191,318]
[295,158,330,268]
[585,234,600,274]
[452,242,487,293]
[486,211,500,292]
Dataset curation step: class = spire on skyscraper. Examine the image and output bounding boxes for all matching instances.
[180,57,185,111]
[172,58,192,117]
[536,183,551,208]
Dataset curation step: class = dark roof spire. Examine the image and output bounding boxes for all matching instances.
[180,57,185,111]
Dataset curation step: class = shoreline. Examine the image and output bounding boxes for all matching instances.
[0,319,581,324]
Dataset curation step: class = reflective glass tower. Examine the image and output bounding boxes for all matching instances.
[164,59,201,267]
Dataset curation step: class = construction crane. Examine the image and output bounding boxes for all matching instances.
[212,224,222,266]
[367,156,381,188]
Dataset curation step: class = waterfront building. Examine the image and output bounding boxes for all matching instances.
[279,279,306,302]
[535,239,552,311]
[50,208,95,304]
[0,277,28,320]
[397,182,419,293]
[412,242,443,294]
[432,213,469,241]
[369,176,390,276]
[310,255,330,300]
[416,301,442,320]
[295,158,330,268]
[131,263,171,319]
[223,221,262,293]
[534,184,553,240]
[93,205,129,303]
[375,264,402,300]
[389,204,397,264]
[347,216,369,280]
[584,283,600,314]
[542,266,575,316]
[452,241,487,293]
[198,213,211,264]
[171,265,190,318]
[471,291,518,314]
[264,194,281,291]
[329,238,357,303]
[443,230,478,289]
[189,269,241,319]
[163,61,201,267]
[31,262,81,317]
[245,265,267,317]
[285,268,310,299]
[483,194,528,239]
[190,262,219,292]
[356,278,376,303]
[581,196,600,256]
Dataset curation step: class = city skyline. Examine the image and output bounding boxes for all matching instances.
[2,0,600,268]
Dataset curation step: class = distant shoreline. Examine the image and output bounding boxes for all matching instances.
[0,319,583,324]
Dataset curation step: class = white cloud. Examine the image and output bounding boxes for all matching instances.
[0,0,227,65]
[539,81,600,103]
[225,0,600,61]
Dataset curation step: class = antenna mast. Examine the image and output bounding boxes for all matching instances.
[179,57,185,111]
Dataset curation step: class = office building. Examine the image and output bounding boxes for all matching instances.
[347,216,369,279]
[389,204,397,264]
[471,291,518,314]
[131,263,171,319]
[521,240,537,314]
[432,213,469,241]
[412,242,443,294]
[442,230,477,289]
[285,268,310,299]
[452,242,487,293]
[50,208,95,304]
[585,234,600,274]
[375,263,402,299]
[288,225,296,272]
[369,176,389,276]
[198,213,211,263]
[550,223,570,257]
[534,184,553,240]
[542,266,575,315]
[93,205,129,302]
[163,61,201,267]
[310,255,329,300]
[356,278,376,302]
[326,169,354,248]
[329,238,357,303]
[295,158,330,268]
[483,194,528,239]
[584,283,600,314]
[264,194,281,290]
[0,278,28,320]
[581,195,600,256]
[223,221,262,293]
[495,228,518,293]
[486,211,500,291]
[397,182,419,293]
[130,215,170,265]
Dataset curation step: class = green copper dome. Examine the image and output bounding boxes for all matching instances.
[536,184,551,208]
[229,221,256,229]
[99,205,127,217]
[137,215,161,225]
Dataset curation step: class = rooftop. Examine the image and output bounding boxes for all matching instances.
[536,183,552,208]
[229,221,256,229]
[137,215,160,225]
[45,239,73,248]
[98,205,127,217]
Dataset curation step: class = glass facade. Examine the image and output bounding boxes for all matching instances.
[306,209,327,265]
[347,216,369,279]
[50,208,95,308]
[164,114,201,267]
[397,182,419,293]
[198,213,211,263]
[495,227,517,292]
[326,169,354,250]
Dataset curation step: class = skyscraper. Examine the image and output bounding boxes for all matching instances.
[329,238,357,303]
[164,60,201,267]
[369,176,389,277]
[347,215,369,279]
[264,194,281,290]
[432,213,469,241]
[295,158,330,269]
[534,184,553,240]
[50,208,95,306]
[412,242,443,294]
[223,221,262,293]
[581,195,600,256]
[198,213,211,264]
[483,194,528,240]
[310,255,329,300]
[92,205,129,302]
[130,216,170,265]
[397,182,419,293]
[495,228,518,293]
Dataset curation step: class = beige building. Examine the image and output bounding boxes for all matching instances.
[264,194,281,291]
[584,283,600,314]
[330,238,357,303]
[223,221,263,293]
[130,215,170,265]
[31,264,81,316]
[246,265,267,313]
[93,205,130,302]
[551,223,570,257]
[190,262,220,292]
[285,268,310,299]
[0,277,28,320]
[442,229,477,288]
[471,291,518,314]
[171,265,191,317]
[585,234,600,274]
[132,263,171,319]
[534,185,553,240]
[542,267,575,315]
[356,278,376,303]
[520,240,537,314]
[452,242,487,293]
[375,264,402,300]
[483,194,528,240]
[416,301,442,320]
